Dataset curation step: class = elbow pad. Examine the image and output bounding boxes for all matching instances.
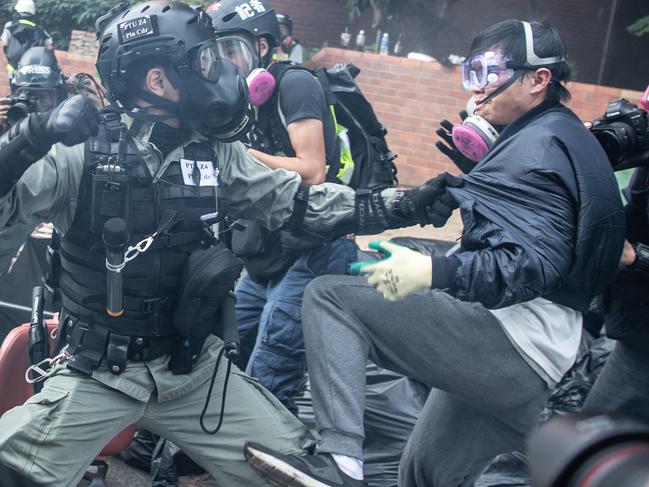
[0,114,52,197]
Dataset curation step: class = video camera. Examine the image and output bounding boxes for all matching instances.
[4,92,39,126]
[591,97,649,171]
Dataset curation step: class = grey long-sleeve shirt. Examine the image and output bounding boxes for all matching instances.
[0,118,399,239]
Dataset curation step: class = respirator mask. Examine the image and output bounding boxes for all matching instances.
[131,42,253,142]
[453,21,565,162]
[214,35,276,107]
[452,96,500,162]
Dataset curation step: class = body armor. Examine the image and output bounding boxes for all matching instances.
[58,110,227,374]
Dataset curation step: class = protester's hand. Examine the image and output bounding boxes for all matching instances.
[37,95,100,147]
[349,241,432,301]
[435,111,477,174]
[620,240,637,267]
[395,172,463,227]
[0,98,9,135]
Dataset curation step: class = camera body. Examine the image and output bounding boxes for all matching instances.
[5,92,39,125]
[590,98,649,170]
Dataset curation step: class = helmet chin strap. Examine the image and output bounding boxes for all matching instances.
[475,69,525,106]
[125,87,189,125]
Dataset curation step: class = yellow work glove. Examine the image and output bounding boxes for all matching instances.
[349,241,432,301]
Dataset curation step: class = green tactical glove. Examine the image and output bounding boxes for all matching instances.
[349,241,432,301]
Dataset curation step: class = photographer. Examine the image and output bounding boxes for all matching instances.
[244,20,625,487]
[581,100,649,422]
[1,0,52,83]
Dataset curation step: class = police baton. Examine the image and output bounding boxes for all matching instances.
[27,285,49,393]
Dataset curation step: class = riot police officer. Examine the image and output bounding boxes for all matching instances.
[0,1,445,485]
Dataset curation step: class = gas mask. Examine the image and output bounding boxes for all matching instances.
[214,34,276,106]
[451,97,500,162]
[132,43,253,142]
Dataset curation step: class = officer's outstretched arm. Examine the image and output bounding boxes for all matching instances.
[0,95,99,197]
[289,172,464,238]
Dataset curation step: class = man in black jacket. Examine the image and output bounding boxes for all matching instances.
[582,159,649,423]
[244,20,625,487]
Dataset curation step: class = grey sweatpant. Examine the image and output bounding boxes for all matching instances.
[302,275,550,487]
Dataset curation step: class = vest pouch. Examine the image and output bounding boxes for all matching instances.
[231,222,302,284]
[90,168,131,236]
[173,241,243,341]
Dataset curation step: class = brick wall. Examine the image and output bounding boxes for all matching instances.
[266,0,649,90]
[67,30,99,59]
[308,48,645,186]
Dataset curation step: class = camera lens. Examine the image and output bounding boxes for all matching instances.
[6,103,30,126]
[592,122,636,165]
[529,415,649,487]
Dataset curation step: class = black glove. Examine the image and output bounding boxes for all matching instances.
[35,94,100,147]
[395,172,464,227]
[435,111,477,174]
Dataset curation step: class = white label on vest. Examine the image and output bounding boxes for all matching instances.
[180,159,218,187]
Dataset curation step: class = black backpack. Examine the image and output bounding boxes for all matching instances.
[233,62,399,284]
[258,61,398,191]
[4,21,48,69]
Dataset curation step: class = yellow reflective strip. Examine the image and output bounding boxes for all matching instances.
[328,105,354,183]
[18,19,37,27]
[6,64,16,72]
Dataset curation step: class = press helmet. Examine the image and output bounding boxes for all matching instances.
[95,1,252,141]
[208,0,280,48]
[275,13,293,34]
[8,47,67,124]
[13,47,65,90]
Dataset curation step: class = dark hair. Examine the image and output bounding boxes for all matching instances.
[470,19,571,103]
[123,56,168,107]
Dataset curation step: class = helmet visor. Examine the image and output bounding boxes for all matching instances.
[195,42,224,83]
[460,51,514,92]
[213,35,257,77]
[13,64,62,88]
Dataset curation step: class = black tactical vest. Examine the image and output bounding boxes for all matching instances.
[59,111,224,338]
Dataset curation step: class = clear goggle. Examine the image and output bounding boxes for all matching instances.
[194,42,224,83]
[460,51,516,92]
[213,35,258,78]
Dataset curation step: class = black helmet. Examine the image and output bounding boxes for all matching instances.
[275,13,293,33]
[13,47,65,89]
[208,0,280,48]
[8,46,67,122]
[95,1,215,104]
[95,1,252,141]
